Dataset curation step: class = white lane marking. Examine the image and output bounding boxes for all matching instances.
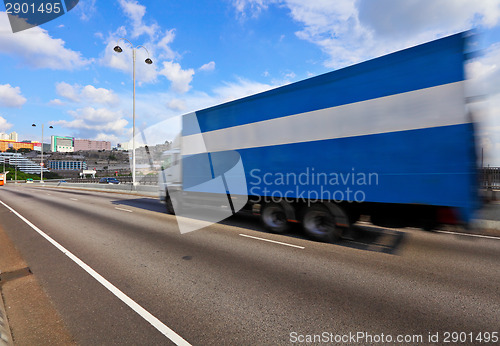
[239,233,305,249]
[69,198,78,201]
[47,194,51,196]
[0,200,191,346]
[437,230,500,240]
[115,207,133,213]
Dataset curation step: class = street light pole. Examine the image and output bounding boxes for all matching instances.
[32,123,53,182]
[41,123,44,182]
[113,38,153,186]
[14,148,17,183]
[132,48,136,186]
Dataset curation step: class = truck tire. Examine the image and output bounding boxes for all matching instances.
[302,204,342,242]
[261,202,290,234]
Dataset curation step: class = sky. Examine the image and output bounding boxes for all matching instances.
[0,0,500,164]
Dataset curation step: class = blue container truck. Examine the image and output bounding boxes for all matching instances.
[159,32,479,241]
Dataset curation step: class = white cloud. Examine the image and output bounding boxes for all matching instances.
[55,82,119,106]
[466,44,500,165]
[167,98,186,111]
[357,1,500,45]
[159,61,195,93]
[94,133,120,143]
[67,107,123,124]
[199,61,216,72]
[0,116,13,132]
[49,99,64,106]
[54,107,129,141]
[0,84,27,108]
[56,82,80,102]
[102,2,189,86]
[81,85,119,106]
[0,12,91,70]
[212,77,277,103]
[231,1,500,69]
[157,29,178,60]
[233,0,276,18]
[118,0,160,38]
[75,0,97,21]
[467,43,500,96]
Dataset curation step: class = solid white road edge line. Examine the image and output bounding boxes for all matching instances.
[437,230,500,240]
[239,233,305,249]
[115,207,133,213]
[0,200,191,346]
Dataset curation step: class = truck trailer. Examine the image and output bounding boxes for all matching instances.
[159,32,479,241]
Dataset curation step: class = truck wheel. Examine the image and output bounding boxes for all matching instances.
[302,204,342,242]
[261,202,290,234]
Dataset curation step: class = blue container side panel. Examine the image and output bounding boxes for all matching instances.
[182,124,478,222]
[180,32,479,223]
[184,32,466,136]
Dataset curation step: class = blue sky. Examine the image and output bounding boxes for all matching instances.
[1,1,500,164]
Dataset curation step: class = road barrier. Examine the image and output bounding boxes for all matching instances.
[41,182,159,197]
[481,167,500,190]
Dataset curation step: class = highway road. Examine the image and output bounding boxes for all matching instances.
[0,184,499,345]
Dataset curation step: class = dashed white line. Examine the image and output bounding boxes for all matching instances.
[437,230,500,240]
[239,233,305,249]
[115,207,133,213]
[0,200,191,346]
[69,198,78,201]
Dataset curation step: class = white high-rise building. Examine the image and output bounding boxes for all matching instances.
[9,132,18,142]
[0,133,9,140]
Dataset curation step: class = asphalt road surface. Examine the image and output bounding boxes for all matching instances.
[0,184,499,345]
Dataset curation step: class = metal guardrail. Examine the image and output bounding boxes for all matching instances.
[480,167,500,189]
[54,175,159,186]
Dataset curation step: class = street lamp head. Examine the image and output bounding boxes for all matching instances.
[114,45,123,53]
[32,124,36,127]
[49,126,53,129]
[145,58,153,65]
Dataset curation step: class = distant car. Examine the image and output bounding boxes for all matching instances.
[59,180,67,183]
[26,178,33,183]
[99,177,120,184]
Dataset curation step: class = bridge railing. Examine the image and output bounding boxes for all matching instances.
[43,175,159,186]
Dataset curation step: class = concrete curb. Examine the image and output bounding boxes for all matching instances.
[0,290,13,346]
[471,219,500,236]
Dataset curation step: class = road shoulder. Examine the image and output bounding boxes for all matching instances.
[0,225,75,345]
